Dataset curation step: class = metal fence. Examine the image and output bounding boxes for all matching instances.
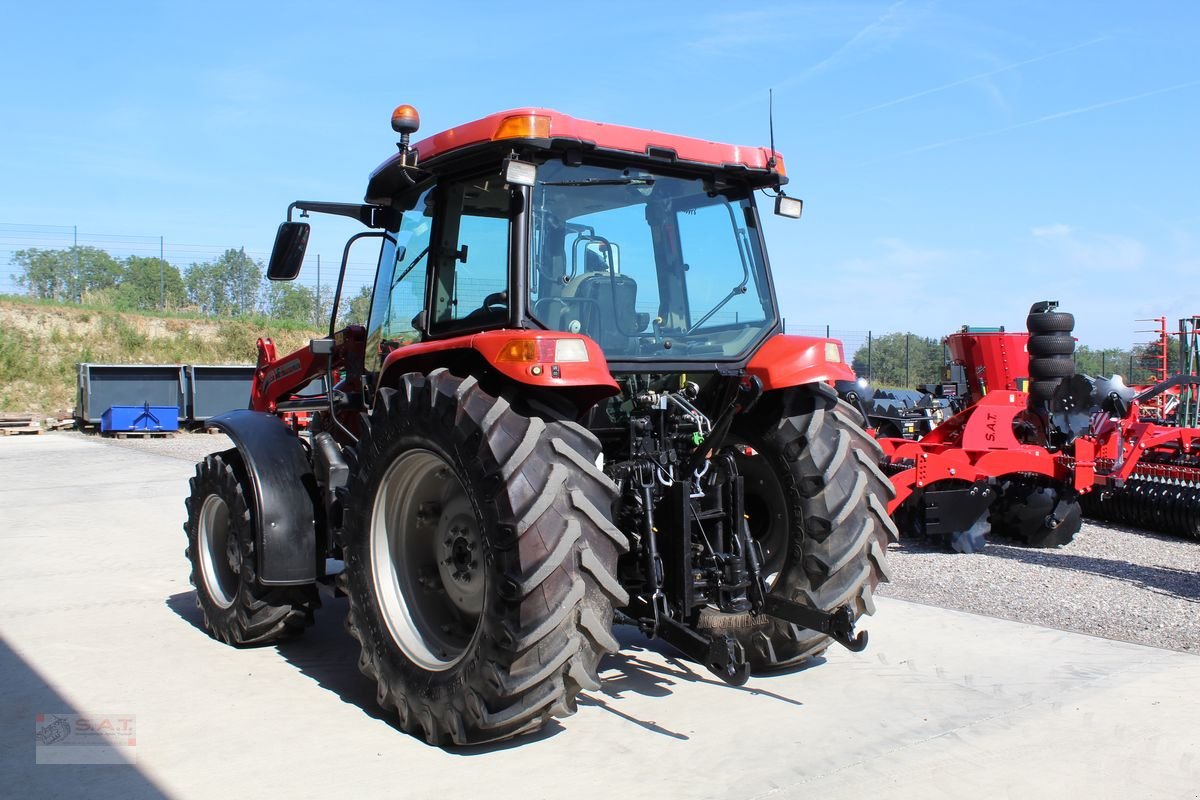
[0,222,379,314]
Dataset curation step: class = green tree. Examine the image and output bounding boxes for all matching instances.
[1073,345,1132,380]
[116,256,185,310]
[10,246,124,301]
[851,332,944,388]
[265,281,317,323]
[338,284,373,329]
[185,248,263,317]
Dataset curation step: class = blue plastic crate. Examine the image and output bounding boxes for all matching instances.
[100,403,180,433]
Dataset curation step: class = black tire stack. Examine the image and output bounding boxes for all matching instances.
[1026,301,1075,403]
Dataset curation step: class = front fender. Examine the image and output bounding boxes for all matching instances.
[746,334,855,391]
[206,410,316,586]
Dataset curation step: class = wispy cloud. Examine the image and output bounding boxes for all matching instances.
[877,79,1200,161]
[841,35,1110,119]
[781,1,921,88]
[1030,223,1147,272]
[688,8,810,53]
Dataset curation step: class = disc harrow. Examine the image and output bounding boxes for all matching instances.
[1080,457,1200,538]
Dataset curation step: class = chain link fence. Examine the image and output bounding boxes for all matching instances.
[0,222,379,324]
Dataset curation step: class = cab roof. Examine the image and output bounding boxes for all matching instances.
[367,107,787,204]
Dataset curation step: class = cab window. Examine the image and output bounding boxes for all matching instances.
[429,172,512,334]
[365,186,435,370]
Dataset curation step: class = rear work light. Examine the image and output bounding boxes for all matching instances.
[775,195,803,219]
[493,113,551,141]
[503,158,537,187]
[496,338,589,363]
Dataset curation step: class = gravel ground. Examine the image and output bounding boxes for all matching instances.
[878,522,1200,653]
[65,429,1200,654]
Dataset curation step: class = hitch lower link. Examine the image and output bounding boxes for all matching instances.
[762,596,868,653]
[645,598,868,689]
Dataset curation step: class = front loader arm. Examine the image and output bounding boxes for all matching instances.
[250,326,367,413]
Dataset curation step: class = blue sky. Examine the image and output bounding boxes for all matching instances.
[1,1,1196,350]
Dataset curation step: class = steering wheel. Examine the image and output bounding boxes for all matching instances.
[481,291,508,309]
[462,291,509,325]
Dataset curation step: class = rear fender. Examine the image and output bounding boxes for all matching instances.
[379,330,619,411]
[746,334,855,390]
[205,410,316,586]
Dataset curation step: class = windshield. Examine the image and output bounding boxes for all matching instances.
[530,161,776,361]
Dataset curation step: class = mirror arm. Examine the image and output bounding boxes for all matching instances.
[287,201,399,229]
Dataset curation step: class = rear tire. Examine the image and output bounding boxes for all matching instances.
[184,450,318,645]
[340,369,627,745]
[727,383,897,672]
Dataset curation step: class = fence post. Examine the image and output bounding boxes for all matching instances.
[905,333,911,387]
[867,331,872,380]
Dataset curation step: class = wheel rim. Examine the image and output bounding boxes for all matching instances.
[198,494,238,609]
[371,449,483,671]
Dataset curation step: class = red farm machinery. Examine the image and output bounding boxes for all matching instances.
[1080,314,1200,534]
[879,304,1200,552]
[182,105,897,745]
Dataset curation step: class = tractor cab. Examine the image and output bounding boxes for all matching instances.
[268,107,816,398]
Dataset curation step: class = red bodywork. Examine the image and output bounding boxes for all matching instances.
[746,335,854,390]
[368,108,788,203]
[411,108,785,174]
[880,390,1095,514]
[1089,398,1200,486]
[944,330,1029,402]
[252,329,849,421]
[379,330,619,409]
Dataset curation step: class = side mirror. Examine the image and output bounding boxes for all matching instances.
[267,221,310,281]
[774,195,803,219]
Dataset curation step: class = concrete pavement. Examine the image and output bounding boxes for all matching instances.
[1,433,1198,799]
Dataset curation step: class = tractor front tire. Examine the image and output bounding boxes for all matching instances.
[724,383,898,672]
[340,369,627,746]
[184,450,318,645]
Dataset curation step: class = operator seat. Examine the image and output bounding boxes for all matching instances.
[558,267,649,349]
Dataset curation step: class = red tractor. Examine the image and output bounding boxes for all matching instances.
[183,106,897,745]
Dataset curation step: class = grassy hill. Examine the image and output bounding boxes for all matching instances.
[0,296,324,415]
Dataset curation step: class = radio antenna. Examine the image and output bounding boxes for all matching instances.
[767,89,777,170]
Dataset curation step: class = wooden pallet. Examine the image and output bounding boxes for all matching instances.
[106,430,178,439]
[0,417,42,436]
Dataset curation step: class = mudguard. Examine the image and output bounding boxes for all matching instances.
[206,410,316,585]
[745,334,855,390]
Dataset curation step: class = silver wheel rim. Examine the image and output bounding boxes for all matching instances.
[371,449,483,671]
[198,494,238,609]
